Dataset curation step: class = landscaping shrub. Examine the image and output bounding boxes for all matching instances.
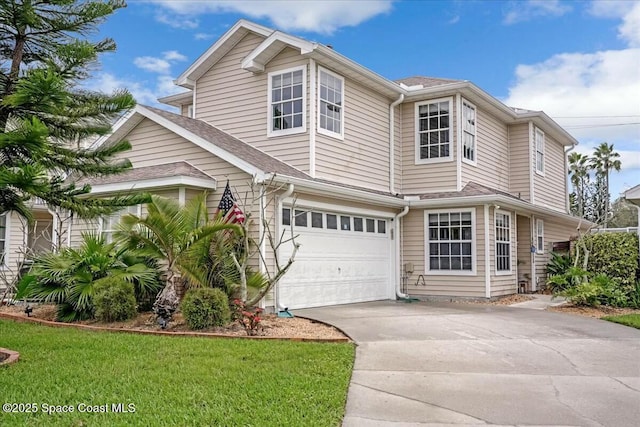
[93,279,137,322]
[559,274,627,307]
[546,252,573,277]
[547,266,589,294]
[575,233,639,288]
[181,288,231,330]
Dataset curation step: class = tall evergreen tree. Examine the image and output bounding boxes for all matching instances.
[591,142,622,227]
[0,0,147,220]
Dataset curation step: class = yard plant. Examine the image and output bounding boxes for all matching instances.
[0,320,354,426]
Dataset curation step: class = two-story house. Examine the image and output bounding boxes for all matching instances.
[1,20,588,309]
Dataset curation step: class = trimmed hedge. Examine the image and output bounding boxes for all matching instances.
[181,288,231,330]
[93,279,137,322]
[576,233,639,288]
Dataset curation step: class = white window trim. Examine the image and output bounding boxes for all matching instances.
[424,208,477,276]
[317,66,344,140]
[415,97,454,165]
[267,65,307,138]
[0,212,9,269]
[535,127,545,176]
[99,205,142,243]
[494,209,512,276]
[535,218,544,254]
[461,99,477,167]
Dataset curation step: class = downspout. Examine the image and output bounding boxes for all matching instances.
[394,206,410,299]
[389,94,404,193]
[484,204,491,298]
[275,183,295,312]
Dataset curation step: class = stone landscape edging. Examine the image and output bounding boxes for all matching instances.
[0,347,20,366]
[0,312,350,343]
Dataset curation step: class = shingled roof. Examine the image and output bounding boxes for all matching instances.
[395,76,462,88]
[76,161,214,187]
[415,181,522,201]
[143,105,312,180]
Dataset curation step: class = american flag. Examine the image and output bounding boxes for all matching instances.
[217,181,245,224]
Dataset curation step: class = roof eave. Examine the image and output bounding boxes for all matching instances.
[157,91,193,107]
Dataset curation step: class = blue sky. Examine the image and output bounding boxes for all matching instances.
[91,0,640,199]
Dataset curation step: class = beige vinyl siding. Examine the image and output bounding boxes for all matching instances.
[394,104,402,192]
[462,108,510,192]
[532,216,576,290]
[400,101,458,194]
[195,33,310,172]
[533,132,567,212]
[508,123,531,201]
[516,215,532,287]
[1,212,27,285]
[490,208,517,297]
[402,206,486,298]
[315,76,392,192]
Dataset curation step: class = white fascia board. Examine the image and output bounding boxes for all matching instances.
[157,91,193,107]
[624,184,640,204]
[175,19,273,87]
[408,194,589,226]
[90,176,217,195]
[514,112,578,146]
[311,45,405,97]
[136,105,267,180]
[268,174,406,208]
[89,108,141,150]
[242,32,314,72]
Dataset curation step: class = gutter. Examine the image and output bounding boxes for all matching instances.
[394,206,410,299]
[389,94,404,193]
[275,183,295,313]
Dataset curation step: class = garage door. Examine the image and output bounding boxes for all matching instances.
[278,207,392,309]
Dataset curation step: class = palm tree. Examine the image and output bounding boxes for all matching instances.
[591,142,622,227]
[116,193,239,320]
[21,232,160,322]
[568,152,592,218]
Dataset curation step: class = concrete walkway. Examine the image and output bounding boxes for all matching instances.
[295,301,640,426]
[508,294,568,310]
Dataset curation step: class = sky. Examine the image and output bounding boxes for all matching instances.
[90,0,640,200]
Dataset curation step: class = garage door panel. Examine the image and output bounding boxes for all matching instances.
[278,209,392,309]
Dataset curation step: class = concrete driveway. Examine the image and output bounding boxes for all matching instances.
[295,301,640,427]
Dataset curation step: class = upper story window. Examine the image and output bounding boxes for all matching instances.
[535,127,545,175]
[415,97,452,164]
[462,100,476,164]
[268,66,306,136]
[318,67,344,139]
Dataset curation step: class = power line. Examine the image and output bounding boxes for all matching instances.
[554,115,640,119]
[563,122,640,129]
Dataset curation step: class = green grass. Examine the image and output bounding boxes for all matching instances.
[0,320,354,426]
[602,313,640,329]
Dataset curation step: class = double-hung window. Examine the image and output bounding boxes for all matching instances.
[495,211,511,273]
[426,209,475,273]
[462,100,476,163]
[416,98,452,163]
[0,213,7,267]
[268,66,306,136]
[535,128,545,175]
[101,205,140,243]
[318,67,344,138]
[535,219,544,254]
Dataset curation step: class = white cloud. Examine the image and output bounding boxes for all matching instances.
[619,2,640,46]
[149,0,394,34]
[162,50,188,62]
[85,73,159,106]
[155,12,199,29]
[504,5,640,174]
[133,56,171,74]
[587,0,635,19]
[194,33,214,40]
[503,0,572,25]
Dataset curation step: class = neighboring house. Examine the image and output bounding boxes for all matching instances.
[1,20,589,309]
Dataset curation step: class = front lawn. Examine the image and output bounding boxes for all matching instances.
[0,320,354,426]
[602,313,640,329]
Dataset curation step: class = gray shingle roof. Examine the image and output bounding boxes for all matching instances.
[143,106,311,180]
[76,161,214,186]
[395,76,462,88]
[415,181,522,201]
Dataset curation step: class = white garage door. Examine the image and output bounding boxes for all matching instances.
[278,207,392,309]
